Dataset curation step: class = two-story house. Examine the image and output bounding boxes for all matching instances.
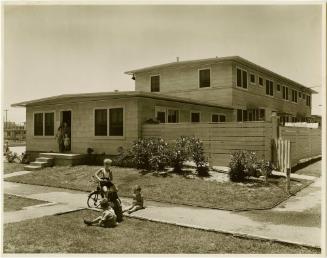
[126,56,316,124]
[12,56,315,158]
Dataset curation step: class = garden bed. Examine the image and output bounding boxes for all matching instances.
[5,165,312,211]
[3,209,319,254]
[3,162,25,174]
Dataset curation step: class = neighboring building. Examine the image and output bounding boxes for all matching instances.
[4,121,26,141]
[12,56,316,157]
[126,56,316,123]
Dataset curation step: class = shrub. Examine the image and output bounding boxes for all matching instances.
[229,151,258,181]
[189,137,209,176]
[229,151,272,182]
[129,138,170,171]
[169,136,191,173]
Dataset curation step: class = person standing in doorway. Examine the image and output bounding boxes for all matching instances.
[62,122,71,151]
[55,124,64,153]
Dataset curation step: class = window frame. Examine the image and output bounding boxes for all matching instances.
[211,113,226,123]
[258,76,264,87]
[291,89,298,103]
[150,74,160,92]
[190,111,201,123]
[33,111,56,138]
[265,79,274,97]
[93,106,125,139]
[249,73,256,85]
[198,68,211,88]
[236,67,248,89]
[167,108,180,123]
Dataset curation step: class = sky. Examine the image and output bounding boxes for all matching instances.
[3,4,323,123]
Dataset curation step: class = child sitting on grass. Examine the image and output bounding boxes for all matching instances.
[84,199,118,228]
[123,185,144,214]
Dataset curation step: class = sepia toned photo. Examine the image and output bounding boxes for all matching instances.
[2,2,325,255]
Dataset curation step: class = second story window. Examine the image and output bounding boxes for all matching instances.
[237,68,248,89]
[250,74,256,84]
[150,75,160,92]
[199,69,210,88]
[291,89,298,103]
[265,80,274,96]
[306,95,311,107]
[282,86,289,100]
[259,77,263,86]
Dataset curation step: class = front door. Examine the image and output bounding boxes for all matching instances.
[61,110,72,151]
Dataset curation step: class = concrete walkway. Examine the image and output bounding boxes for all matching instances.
[4,174,321,248]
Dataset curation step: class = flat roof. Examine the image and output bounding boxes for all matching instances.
[125,56,317,94]
[11,91,234,110]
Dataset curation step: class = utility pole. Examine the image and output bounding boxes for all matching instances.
[4,109,8,128]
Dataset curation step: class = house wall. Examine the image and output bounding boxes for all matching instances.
[25,96,233,155]
[136,97,234,125]
[25,97,140,155]
[231,61,312,119]
[134,61,234,106]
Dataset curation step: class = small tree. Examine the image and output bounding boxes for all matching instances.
[169,136,190,173]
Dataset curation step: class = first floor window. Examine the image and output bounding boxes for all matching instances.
[34,112,55,136]
[212,114,226,122]
[277,84,281,91]
[199,69,210,88]
[168,109,179,123]
[94,108,124,136]
[34,113,44,136]
[44,112,54,136]
[94,109,108,136]
[191,112,200,123]
[299,92,302,98]
[237,109,243,122]
[109,108,124,136]
[156,111,166,123]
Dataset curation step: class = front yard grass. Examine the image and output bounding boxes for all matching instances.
[3,209,319,254]
[5,165,312,211]
[3,162,25,174]
[4,194,48,212]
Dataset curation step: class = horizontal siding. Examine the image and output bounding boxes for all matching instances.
[280,126,321,166]
[142,122,272,166]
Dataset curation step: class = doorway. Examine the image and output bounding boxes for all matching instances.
[60,110,72,152]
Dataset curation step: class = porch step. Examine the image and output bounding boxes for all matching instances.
[30,161,49,168]
[36,157,54,165]
[24,165,43,171]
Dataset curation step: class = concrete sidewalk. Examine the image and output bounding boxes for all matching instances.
[4,177,321,248]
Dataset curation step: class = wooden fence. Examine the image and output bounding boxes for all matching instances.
[279,126,321,167]
[142,122,273,166]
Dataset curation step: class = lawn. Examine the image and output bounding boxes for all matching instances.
[4,194,48,212]
[3,209,319,254]
[3,162,25,174]
[5,165,312,211]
